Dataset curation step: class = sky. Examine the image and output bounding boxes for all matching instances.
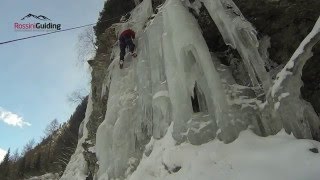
[0,0,105,161]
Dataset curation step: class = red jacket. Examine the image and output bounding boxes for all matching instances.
[120,29,135,39]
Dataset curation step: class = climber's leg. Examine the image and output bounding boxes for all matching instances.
[119,37,127,69]
[125,37,135,53]
[119,42,126,61]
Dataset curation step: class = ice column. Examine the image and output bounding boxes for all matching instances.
[146,13,173,139]
[163,0,241,143]
[201,0,271,94]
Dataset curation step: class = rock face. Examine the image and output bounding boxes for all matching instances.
[94,0,136,38]
[83,26,118,179]
[232,0,319,64]
[302,42,320,115]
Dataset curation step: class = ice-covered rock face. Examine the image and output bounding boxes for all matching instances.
[93,0,320,178]
[62,0,320,179]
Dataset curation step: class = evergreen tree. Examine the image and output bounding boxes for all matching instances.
[34,153,42,171]
[0,149,11,179]
[18,157,26,178]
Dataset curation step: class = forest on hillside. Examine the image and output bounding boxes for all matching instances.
[0,97,88,180]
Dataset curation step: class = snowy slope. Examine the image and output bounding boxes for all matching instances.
[128,124,320,180]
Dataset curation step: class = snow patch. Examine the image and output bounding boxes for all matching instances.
[26,173,60,180]
[88,146,96,153]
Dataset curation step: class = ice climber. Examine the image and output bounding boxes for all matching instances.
[119,28,137,69]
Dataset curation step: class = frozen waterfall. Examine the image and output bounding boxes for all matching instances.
[60,0,320,179]
[94,0,320,178]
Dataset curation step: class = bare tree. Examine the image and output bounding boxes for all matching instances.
[21,139,35,156]
[76,27,97,64]
[67,89,88,104]
[43,119,60,168]
[54,127,79,169]
[10,149,19,163]
[44,119,60,137]
[9,149,19,180]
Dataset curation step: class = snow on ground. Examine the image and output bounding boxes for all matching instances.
[25,173,59,180]
[128,124,320,180]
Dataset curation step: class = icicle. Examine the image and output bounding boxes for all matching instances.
[200,0,272,94]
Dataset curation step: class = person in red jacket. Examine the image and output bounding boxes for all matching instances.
[119,29,136,69]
